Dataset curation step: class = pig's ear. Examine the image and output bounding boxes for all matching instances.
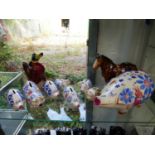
[94,96,101,106]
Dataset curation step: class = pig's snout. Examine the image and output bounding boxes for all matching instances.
[94,97,101,106]
[18,105,24,110]
[77,104,80,108]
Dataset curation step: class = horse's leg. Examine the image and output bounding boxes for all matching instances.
[118,104,133,115]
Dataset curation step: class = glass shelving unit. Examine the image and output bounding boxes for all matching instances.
[0,71,155,135]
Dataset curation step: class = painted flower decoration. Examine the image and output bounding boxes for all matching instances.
[48,89,52,96]
[17,90,25,100]
[55,79,63,89]
[64,88,70,95]
[7,95,14,105]
[119,79,124,82]
[119,88,135,104]
[136,74,154,99]
[44,84,51,95]
[66,95,72,102]
[115,84,120,88]
[23,85,29,93]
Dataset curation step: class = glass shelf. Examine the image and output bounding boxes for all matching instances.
[0,71,24,109]
[0,71,86,134]
[1,117,155,135]
[1,71,155,135]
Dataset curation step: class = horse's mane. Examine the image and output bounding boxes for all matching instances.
[97,54,115,64]
[95,54,138,83]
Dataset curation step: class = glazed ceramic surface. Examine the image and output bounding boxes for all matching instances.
[86,87,101,101]
[54,79,70,90]
[93,54,137,83]
[94,71,154,107]
[23,81,45,107]
[80,79,92,93]
[43,80,59,97]
[63,86,80,110]
[7,89,25,110]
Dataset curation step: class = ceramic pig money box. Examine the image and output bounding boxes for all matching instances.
[43,80,59,98]
[54,79,70,90]
[80,79,92,93]
[79,79,101,100]
[23,81,45,107]
[86,87,101,101]
[94,71,155,114]
[63,86,80,110]
[7,89,25,110]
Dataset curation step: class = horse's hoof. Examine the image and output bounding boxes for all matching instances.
[118,109,127,115]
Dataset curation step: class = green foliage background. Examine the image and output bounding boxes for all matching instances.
[0,41,13,71]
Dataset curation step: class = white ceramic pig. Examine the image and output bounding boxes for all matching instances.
[23,81,45,107]
[63,86,80,110]
[80,79,92,93]
[94,71,155,114]
[7,89,25,110]
[86,87,101,101]
[43,80,59,98]
[54,79,70,90]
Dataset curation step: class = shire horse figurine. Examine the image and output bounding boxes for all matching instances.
[93,54,138,83]
[22,53,46,85]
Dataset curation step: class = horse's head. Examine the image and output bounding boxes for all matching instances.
[93,53,115,71]
[93,54,104,70]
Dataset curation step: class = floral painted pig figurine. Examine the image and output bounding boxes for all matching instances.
[43,80,59,98]
[23,81,45,107]
[94,71,155,114]
[7,89,25,110]
[63,86,80,111]
[86,87,101,101]
[54,79,70,90]
[80,79,92,93]
[79,79,101,101]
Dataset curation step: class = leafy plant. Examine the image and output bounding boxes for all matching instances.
[45,70,59,79]
[65,74,86,84]
[0,41,13,71]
